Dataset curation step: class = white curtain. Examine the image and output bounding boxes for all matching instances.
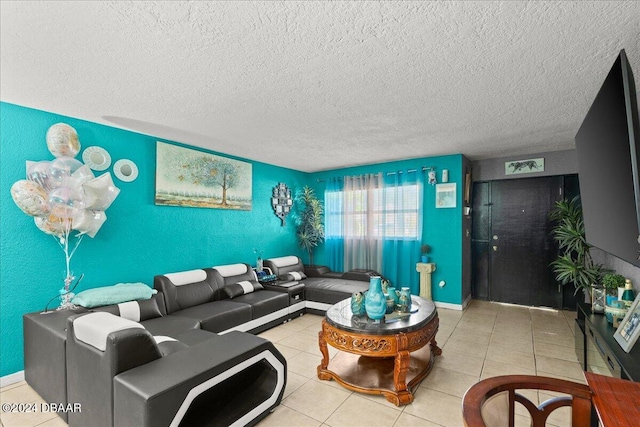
[342,173,383,272]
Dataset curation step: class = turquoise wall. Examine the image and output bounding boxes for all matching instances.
[309,155,464,305]
[0,103,308,376]
[0,102,466,377]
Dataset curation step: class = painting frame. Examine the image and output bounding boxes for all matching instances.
[435,183,456,209]
[614,293,640,353]
[505,157,545,175]
[155,141,252,210]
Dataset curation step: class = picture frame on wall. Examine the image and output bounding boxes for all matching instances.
[155,141,252,210]
[435,183,456,208]
[614,293,640,353]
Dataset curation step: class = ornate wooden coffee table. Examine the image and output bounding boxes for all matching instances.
[317,296,441,406]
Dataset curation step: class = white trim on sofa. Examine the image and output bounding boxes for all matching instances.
[219,307,291,334]
[169,350,285,427]
[305,300,333,312]
[289,301,306,314]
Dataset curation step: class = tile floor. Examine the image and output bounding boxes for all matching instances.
[0,300,582,427]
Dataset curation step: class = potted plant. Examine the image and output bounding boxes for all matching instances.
[420,244,431,263]
[549,196,604,299]
[295,186,324,266]
[603,273,626,304]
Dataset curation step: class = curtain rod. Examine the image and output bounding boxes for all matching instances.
[316,166,434,182]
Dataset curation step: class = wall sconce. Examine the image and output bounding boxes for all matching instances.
[271,183,292,226]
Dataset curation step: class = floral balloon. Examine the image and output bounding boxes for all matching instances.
[10,180,50,217]
[34,214,72,236]
[46,123,81,158]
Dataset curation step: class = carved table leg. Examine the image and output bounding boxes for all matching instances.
[317,329,332,380]
[392,350,413,405]
[430,338,442,356]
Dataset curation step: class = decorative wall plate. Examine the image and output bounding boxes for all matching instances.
[82,146,111,171]
[113,159,138,182]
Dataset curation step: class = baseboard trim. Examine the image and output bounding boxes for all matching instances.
[434,301,464,311]
[1,370,25,388]
[462,293,473,310]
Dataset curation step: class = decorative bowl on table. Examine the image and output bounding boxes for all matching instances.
[605,300,629,328]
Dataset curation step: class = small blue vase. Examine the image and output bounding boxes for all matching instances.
[351,292,366,316]
[365,276,387,320]
[387,287,400,305]
[399,287,412,312]
[385,294,395,314]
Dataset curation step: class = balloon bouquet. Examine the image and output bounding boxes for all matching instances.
[10,123,120,310]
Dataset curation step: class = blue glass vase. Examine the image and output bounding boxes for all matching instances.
[387,287,400,305]
[399,287,412,312]
[350,292,366,316]
[365,276,387,320]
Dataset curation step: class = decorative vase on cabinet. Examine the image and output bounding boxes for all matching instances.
[365,276,387,321]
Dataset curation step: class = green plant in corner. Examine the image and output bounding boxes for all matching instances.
[296,186,325,266]
[549,196,604,296]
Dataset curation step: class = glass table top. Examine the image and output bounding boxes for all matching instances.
[325,295,437,335]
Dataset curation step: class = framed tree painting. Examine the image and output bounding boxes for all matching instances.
[155,141,252,210]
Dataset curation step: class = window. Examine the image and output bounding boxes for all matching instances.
[325,184,420,240]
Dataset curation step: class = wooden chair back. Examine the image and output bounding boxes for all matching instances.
[462,375,593,427]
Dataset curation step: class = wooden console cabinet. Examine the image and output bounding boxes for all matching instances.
[575,302,640,381]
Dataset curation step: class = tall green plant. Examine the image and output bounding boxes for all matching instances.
[549,196,603,295]
[296,186,324,265]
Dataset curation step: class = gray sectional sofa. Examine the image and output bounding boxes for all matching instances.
[23,257,375,426]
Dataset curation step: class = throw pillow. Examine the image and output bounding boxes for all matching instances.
[223,280,264,299]
[278,271,307,282]
[72,283,157,308]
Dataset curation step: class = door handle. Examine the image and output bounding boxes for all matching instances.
[492,246,498,251]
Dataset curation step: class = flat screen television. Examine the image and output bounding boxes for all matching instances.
[575,49,640,267]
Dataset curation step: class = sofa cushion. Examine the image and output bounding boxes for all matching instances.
[223,280,264,299]
[72,283,157,308]
[303,277,369,305]
[278,271,307,282]
[91,297,163,322]
[170,301,253,333]
[140,315,201,337]
[264,256,304,277]
[154,269,219,314]
[172,329,219,346]
[231,290,290,319]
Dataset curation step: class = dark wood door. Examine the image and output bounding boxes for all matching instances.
[472,177,564,308]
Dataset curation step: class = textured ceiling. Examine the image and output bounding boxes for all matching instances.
[1,1,639,172]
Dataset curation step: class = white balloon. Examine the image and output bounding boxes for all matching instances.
[73,209,107,238]
[48,186,85,219]
[26,161,56,192]
[50,156,84,189]
[65,165,95,189]
[83,173,120,210]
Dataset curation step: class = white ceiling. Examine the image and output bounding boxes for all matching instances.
[1,1,639,172]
